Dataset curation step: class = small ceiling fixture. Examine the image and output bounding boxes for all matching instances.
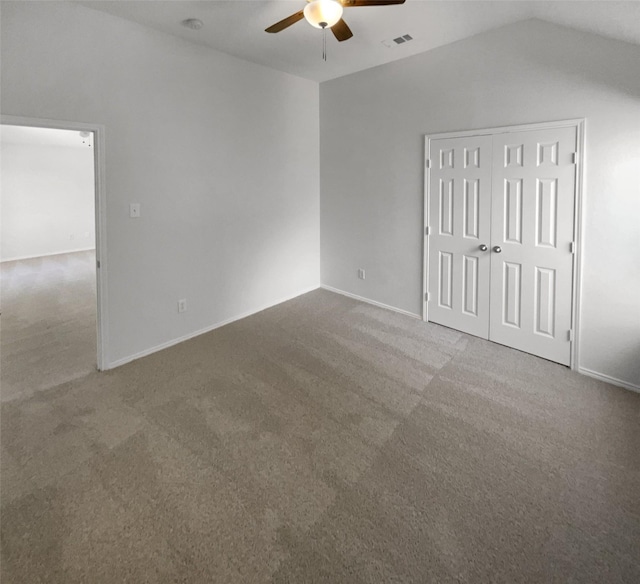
[382,33,413,48]
[304,0,343,30]
[181,18,204,30]
[265,0,406,43]
[394,33,412,44]
[79,131,92,147]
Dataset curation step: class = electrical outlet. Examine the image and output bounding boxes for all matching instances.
[178,299,187,313]
[129,203,141,218]
[358,268,366,280]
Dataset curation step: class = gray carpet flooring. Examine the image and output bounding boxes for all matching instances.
[1,250,97,402]
[1,288,639,583]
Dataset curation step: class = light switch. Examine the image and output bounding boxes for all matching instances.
[129,203,141,218]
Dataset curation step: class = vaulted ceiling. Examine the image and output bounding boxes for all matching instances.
[79,1,640,82]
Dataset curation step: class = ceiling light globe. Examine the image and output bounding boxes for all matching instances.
[303,0,344,29]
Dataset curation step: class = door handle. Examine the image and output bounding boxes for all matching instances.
[493,246,502,253]
[479,244,488,252]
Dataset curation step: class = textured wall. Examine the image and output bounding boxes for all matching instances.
[1,141,95,261]
[320,19,640,388]
[1,1,320,366]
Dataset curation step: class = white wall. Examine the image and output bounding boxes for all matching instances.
[320,19,640,389]
[1,1,320,366]
[1,140,95,261]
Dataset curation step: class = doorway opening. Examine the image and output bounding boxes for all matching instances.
[1,117,107,401]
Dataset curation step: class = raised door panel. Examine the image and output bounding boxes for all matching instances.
[427,136,492,339]
[489,126,576,365]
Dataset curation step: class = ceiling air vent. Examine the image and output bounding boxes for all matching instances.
[382,34,413,48]
[181,18,204,30]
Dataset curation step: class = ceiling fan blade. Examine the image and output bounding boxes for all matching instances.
[265,10,305,33]
[331,19,354,42]
[343,0,406,6]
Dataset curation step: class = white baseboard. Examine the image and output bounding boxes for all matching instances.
[106,284,321,370]
[578,367,640,393]
[320,286,640,394]
[1,248,95,263]
[104,282,640,397]
[321,284,421,320]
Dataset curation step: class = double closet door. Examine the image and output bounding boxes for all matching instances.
[426,125,577,365]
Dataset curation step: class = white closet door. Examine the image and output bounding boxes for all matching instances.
[428,135,493,338]
[489,127,576,365]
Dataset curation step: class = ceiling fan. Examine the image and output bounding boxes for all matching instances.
[265,0,407,42]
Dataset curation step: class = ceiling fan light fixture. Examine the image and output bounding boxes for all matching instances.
[303,0,344,29]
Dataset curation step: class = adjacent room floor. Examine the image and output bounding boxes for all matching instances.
[0,250,97,402]
[1,289,639,583]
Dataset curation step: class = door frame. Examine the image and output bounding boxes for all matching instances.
[1,114,109,370]
[423,118,586,370]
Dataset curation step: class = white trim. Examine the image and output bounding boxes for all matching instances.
[107,284,321,369]
[578,367,640,394]
[425,118,586,141]
[423,137,430,322]
[423,118,585,371]
[1,114,109,371]
[571,120,586,371]
[321,285,421,320]
[1,248,96,263]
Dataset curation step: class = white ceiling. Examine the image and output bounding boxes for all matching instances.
[1,125,94,148]
[79,1,640,82]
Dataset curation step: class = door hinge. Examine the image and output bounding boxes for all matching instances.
[570,241,576,254]
[425,158,431,169]
[568,329,574,342]
[571,152,578,165]
[96,260,101,269]
[425,292,430,302]
[425,226,430,236]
